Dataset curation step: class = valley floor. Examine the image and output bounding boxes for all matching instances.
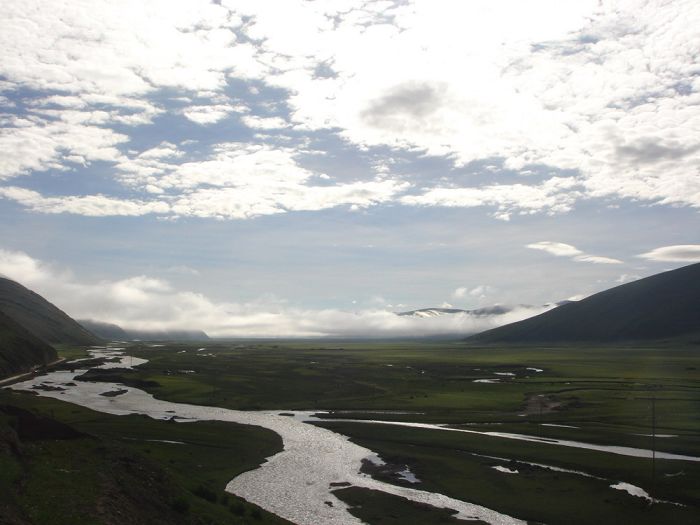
[2,340,700,524]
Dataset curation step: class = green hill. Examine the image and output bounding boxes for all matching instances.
[468,262,700,344]
[0,277,101,346]
[0,310,57,378]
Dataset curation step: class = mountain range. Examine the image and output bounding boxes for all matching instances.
[78,319,210,342]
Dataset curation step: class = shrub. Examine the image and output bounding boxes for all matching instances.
[192,484,218,503]
[171,497,190,514]
[229,502,245,516]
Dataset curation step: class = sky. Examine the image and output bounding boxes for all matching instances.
[0,0,699,337]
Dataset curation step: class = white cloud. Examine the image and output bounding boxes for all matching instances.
[638,244,700,262]
[0,247,549,338]
[0,116,128,180]
[527,242,582,258]
[121,142,408,219]
[163,265,200,276]
[452,287,468,299]
[0,1,243,96]
[182,104,241,125]
[401,177,582,220]
[2,0,699,221]
[452,285,493,300]
[573,255,624,265]
[236,0,700,211]
[0,187,170,217]
[241,115,291,129]
[615,274,640,283]
[527,241,622,264]
[0,141,408,219]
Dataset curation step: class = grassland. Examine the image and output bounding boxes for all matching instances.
[3,340,700,524]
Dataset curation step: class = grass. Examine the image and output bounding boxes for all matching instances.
[317,420,700,525]
[4,339,700,524]
[333,486,479,524]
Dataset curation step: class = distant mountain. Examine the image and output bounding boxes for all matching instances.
[0,309,57,378]
[468,263,700,344]
[128,329,209,341]
[398,308,472,318]
[398,305,528,318]
[79,319,209,342]
[0,277,101,346]
[77,319,129,340]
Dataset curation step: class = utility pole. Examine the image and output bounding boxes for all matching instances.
[651,395,656,498]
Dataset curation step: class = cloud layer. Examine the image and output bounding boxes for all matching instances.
[0,247,547,338]
[638,244,700,262]
[526,241,622,264]
[1,0,699,221]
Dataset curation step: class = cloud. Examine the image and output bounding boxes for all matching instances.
[452,285,493,300]
[0,115,128,181]
[615,274,640,283]
[1,0,700,222]
[525,242,582,258]
[0,247,548,338]
[1,141,408,219]
[638,244,700,262]
[257,0,700,211]
[0,187,170,217]
[360,81,446,131]
[573,255,624,265]
[401,177,582,220]
[182,104,241,125]
[527,241,622,264]
[241,115,291,129]
[452,287,468,299]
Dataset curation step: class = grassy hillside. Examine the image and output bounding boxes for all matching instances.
[0,278,101,346]
[468,262,700,343]
[0,310,57,379]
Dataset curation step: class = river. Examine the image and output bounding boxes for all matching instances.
[8,347,524,525]
[7,347,697,523]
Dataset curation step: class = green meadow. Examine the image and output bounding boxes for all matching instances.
[3,340,700,523]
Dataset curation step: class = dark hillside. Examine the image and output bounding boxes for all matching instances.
[0,277,101,346]
[78,319,129,341]
[0,310,57,378]
[468,263,700,343]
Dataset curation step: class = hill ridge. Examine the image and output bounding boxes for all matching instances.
[0,277,101,346]
[468,263,700,344]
